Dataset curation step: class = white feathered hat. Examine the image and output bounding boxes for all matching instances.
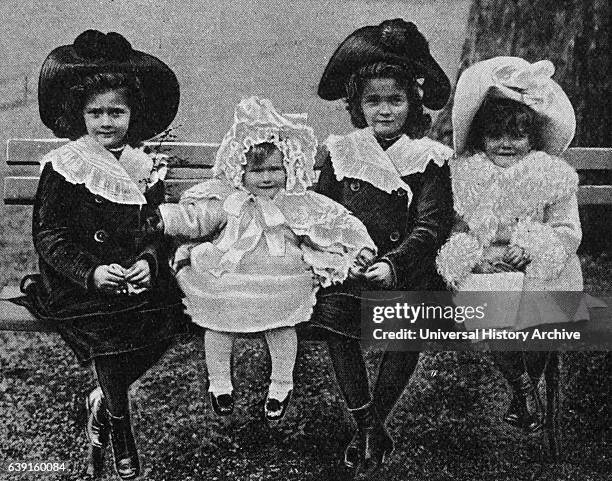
[452,56,576,155]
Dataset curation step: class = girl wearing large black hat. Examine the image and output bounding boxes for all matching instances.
[15,30,185,479]
[312,19,454,479]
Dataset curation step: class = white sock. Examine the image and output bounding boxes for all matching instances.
[265,327,297,400]
[204,330,234,395]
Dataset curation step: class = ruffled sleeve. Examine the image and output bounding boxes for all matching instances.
[510,192,581,280]
[159,179,231,240]
[281,191,376,287]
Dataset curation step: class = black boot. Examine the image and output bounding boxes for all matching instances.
[107,411,140,480]
[344,431,361,469]
[504,375,542,434]
[85,387,108,477]
[86,387,109,448]
[351,403,394,480]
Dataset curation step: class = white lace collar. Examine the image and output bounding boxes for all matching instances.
[325,128,452,203]
[41,136,153,205]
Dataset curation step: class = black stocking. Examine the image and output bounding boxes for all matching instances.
[94,340,171,417]
[373,350,420,421]
[325,335,371,409]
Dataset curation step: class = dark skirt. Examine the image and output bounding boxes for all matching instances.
[11,275,189,365]
[304,278,457,341]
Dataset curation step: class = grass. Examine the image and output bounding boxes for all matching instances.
[0,207,610,481]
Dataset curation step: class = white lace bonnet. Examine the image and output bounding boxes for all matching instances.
[213,96,317,195]
[452,57,576,155]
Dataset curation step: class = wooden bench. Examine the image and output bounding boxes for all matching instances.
[1,139,611,332]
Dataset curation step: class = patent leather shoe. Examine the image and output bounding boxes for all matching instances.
[209,392,234,416]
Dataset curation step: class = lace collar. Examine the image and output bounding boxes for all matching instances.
[450,150,578,243]
[41,136,153,205]
[325,127,452,203]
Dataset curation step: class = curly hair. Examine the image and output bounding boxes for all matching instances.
[53,71,145,146]
[466,97,540,152]
[345,61,431,139]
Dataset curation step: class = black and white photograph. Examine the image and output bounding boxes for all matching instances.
[0,1,610,480]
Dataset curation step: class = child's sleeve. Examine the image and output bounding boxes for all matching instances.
[159,198,226,240]
[511,192,581,280]
[288,191,376,287]
[33,164,102,290]
[382,162,454,288]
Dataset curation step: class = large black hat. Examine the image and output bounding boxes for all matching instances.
[39,30,180,140]
[317,19,450,110]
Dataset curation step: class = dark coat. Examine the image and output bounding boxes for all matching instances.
[306,148,454,338]
[22,163,187,364]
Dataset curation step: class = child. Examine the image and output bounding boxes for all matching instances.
[436,57,582,432]
[314,19,454,478]
[154,96,376,421]
[16,30,185,479]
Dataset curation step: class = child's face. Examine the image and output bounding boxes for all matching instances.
[243,149,287,199]
[83,89,131,149]
[483,132,531,168]
[360,77,410,138]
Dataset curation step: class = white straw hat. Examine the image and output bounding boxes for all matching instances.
[452,56,576,155]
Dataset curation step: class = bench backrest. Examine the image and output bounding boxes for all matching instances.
[4,139,612,205]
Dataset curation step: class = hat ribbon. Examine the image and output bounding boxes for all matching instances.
[492,60,555,111]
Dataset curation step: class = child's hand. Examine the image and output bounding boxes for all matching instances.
[125,259,152,289]
[92,264,127,293]
[362,262,393,288]
[503,246,531,270]
[348,248,376,279]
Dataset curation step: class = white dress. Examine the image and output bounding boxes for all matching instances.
[160,179,376,332]
[436,151,584,330]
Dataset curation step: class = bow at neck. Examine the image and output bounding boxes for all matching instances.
[210,190,288,276]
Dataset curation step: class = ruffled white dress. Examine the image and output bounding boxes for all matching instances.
[160,179,376,332]
[436,151,585,330]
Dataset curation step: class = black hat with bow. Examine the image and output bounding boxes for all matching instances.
[39,30,180,140]
[318,19,450,110]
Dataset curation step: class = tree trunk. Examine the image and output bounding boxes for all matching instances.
[431,0,610,148]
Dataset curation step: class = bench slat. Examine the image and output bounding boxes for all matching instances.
[3,176,214,204]
[0,287,55,332]
[7,139,219,168]
[564,147,612,170]
[7,139,611,170]
[6,176,611,205]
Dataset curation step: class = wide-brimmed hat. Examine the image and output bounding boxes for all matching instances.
[39,30,180,140]
[317,18,450,110]
[452,56,576,155]
[214,96,317,195]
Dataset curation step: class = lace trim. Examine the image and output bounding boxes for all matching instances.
[40,136,156,205]
[451,151,578,235]
[212,97,317,195]
[326,128,452,202]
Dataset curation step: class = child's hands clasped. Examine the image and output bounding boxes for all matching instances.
[363,262,394,288]
[503,246,531,270]
[348,248,376,279]
[92,260,151,295]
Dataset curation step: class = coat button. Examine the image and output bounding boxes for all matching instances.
[350,180,360,192]
[389,231,401,242]
[397,189,406,197]
[94,229,109,243]
[94,196,104,204]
